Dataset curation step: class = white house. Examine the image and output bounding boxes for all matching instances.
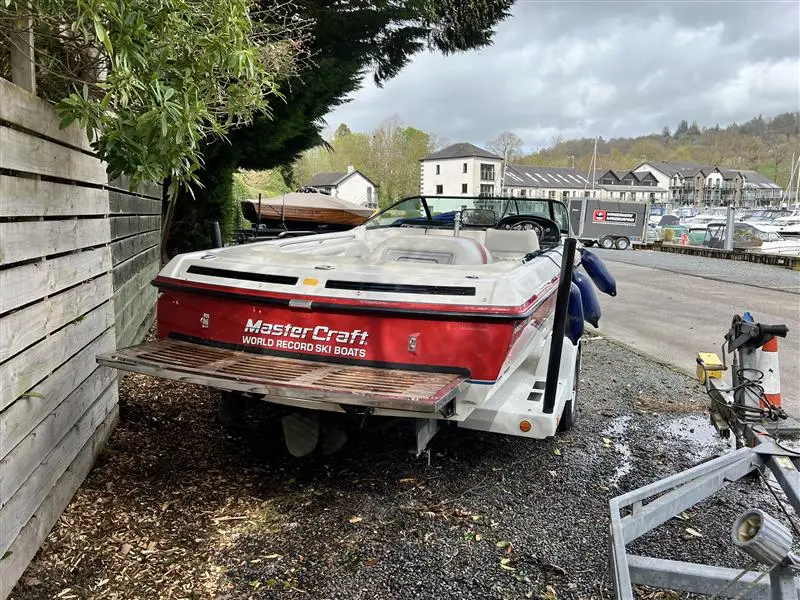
[633,161,783,206]
[305,165,378,208]
[419,143,503,197]
[594,169,669,203]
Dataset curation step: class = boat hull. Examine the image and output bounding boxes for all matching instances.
[155,281,557,384]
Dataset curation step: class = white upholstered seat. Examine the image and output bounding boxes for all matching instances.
[484,229,540,259]
[372,235,490,265]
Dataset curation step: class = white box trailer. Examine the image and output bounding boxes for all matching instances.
[568,198,650,250]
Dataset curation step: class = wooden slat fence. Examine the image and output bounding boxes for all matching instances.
[0,76,162,599]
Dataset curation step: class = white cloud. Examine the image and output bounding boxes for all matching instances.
[704,58,800,116]
[325,1,800,147]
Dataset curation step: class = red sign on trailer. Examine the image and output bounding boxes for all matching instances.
[593,210,636,225]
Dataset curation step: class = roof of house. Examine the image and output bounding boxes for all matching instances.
[306,171,347,187]
[638,160,712,177]
[505,165,590,189]
[720,169,782,189]
[422,142,501,161]
[597,170,644,182]
[675,167,715,179]
[305,169,376,188]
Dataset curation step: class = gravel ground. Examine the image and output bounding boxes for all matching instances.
[11,337,790,600]
[593,248,800,293]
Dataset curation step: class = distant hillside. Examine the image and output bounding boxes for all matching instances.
[517,112,800,189]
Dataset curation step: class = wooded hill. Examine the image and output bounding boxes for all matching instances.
[517,112,800,188]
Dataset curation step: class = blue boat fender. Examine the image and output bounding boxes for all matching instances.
[566,282,585,345]
[572,270,602,328]
[579,249,617,297]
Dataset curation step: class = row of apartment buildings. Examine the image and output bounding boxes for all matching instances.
[418,143,783,207]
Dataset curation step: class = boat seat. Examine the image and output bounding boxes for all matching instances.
[484,229,540,259]
[372,234,490,265]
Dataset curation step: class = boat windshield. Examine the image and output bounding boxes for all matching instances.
[365,196,571,233]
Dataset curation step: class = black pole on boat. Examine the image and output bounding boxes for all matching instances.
[211,221,223,248]
[543,237,577,415]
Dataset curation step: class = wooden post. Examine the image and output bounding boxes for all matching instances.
[10,10,36,94]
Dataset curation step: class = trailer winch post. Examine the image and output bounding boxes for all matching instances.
[543,236,577,415]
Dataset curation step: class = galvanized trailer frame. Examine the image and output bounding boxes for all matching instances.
[610,315,800,599]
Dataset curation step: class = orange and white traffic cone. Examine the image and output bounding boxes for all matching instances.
[758,337,781,407]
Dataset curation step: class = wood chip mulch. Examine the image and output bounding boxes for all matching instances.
[11,373,291,600]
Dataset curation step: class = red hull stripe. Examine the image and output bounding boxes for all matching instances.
[153,275,559,318]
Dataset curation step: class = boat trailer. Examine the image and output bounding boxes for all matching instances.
[610,314,800,598]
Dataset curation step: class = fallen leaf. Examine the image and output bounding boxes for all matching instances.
[500,563,516,571]
[548,470,557,478]
[22,578,41,587]
[398,478,417,484]
[496,540,511,549]
[553,448,562,456]
[543,584,558,600]
[265,553,281,559]
[348,516,363,524]
[96,579,109,587]
[120,543,131,555]
[543,562,566,576]
[475,533,483,541]
[500,558,511,565]
[675,511,690,521]
[364,558,377,566]
[602,437,613,445]
[471,515,481,521]
[685,527,703,538]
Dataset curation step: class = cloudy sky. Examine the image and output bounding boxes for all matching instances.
[326,0,800,151]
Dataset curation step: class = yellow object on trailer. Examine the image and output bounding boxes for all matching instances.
[696,352,723,384]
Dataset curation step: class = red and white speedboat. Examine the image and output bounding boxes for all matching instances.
[99,196,615,455]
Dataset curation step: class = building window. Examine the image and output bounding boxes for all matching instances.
[436,184,443,195]
[519,189,526,198]
[649,192,656,201]
[479,184,494,197]
[480,163,495,181]
[461,183,468,194]
[602,178,614,185]
[548,190,556,200]
[435,164,440,175]
[562,191,569,199]
[463,162,468,173]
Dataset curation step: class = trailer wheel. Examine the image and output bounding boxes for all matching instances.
[599,236,615,250]
[558,344,581,432]
[614,237,630,250]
